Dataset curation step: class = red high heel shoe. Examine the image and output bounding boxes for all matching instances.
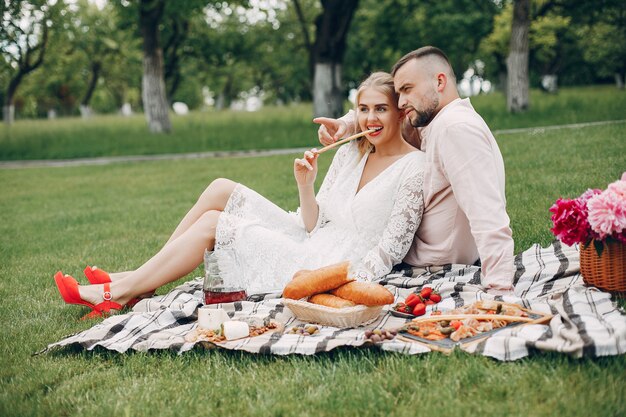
[84,266,140,308]
[54,271,123,320]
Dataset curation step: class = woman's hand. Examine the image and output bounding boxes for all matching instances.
[294,149,319,187]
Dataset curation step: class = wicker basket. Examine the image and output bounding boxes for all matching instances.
[580,241,626,293]
[282,298,383,328]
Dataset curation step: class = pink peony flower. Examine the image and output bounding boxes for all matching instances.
[579,188,602,203]
[549,198,592,245]
[607,178,626,199]
[587,190,626,239]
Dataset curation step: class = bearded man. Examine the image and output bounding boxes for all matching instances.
[315,46,514,293]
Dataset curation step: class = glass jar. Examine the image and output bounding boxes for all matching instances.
[203,249,247,304]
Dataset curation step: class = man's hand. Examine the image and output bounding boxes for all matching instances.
[313,117,348,146]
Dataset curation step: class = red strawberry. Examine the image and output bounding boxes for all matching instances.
[394,302,406,311]
[412,303,426,316]
[420,287,433,299]
[405,293,419,308]
[429,292,442,303]
[425,300,435,305]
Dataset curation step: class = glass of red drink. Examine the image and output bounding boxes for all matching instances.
[204,287,247,304]
[203,249,247,305]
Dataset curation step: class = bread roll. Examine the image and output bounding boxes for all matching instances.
[283,261,353,299]
[308,293,356,309]
[330,281,394,306]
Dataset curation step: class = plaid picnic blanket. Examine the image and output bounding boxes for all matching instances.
[44,242,626,361]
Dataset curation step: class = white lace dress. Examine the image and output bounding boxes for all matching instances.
[214,141,425,294]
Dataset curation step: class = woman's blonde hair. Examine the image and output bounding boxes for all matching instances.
[353,72,399,156]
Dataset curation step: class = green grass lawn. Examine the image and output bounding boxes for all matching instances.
[1,115,625,416]
[1,85,625,161]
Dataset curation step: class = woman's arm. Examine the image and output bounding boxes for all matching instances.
[352,168,425,280]
[294,149,320,232]
[293,143,353,234]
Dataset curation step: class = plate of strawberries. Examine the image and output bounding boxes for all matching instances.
[390,287,442,318]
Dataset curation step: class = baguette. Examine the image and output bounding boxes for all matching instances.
[308,293,356,309]
[283,261,352,300]
[330,281,394,306]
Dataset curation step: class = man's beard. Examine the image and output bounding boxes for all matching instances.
[408,94,439,128]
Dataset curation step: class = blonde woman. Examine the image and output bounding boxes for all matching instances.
[54,72,425,318]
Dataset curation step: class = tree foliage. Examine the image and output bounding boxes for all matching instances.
[1,0,66,122]
[2,0,624,122]
[479,0,626,90]
[344,0,498,87]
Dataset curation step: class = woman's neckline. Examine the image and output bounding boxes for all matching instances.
[354,149,418,195]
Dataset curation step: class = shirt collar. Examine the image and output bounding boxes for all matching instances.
[419,98,467,149]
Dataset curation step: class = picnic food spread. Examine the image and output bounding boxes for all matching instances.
[185,319,281,343]
[191,268,548,347]
[399,300,544,345]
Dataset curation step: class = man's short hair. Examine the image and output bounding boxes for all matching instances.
[391,46,456,80]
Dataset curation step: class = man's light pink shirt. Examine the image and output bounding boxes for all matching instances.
[403,98,515,290]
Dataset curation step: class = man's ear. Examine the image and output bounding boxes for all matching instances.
[436,73,447,92]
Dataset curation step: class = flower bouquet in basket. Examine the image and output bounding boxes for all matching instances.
[549,173,626,293]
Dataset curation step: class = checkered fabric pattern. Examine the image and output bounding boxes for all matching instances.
[43,242,626,361]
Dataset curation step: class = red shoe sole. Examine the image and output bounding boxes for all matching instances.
[54,271,72,303]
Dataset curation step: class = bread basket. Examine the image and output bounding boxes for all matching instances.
[282,298,383,328]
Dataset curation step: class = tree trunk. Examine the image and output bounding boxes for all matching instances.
[164,19,188,102]
[140,0,171,133]
[313,62,343,118]
[80,62,101,118]
[4,75,22,124]
[216,74,234,111]
[615,72,625,89]
[506,0,530,113]
[79,105,92,118]
[311,0,359,118]
[3,105,15,124]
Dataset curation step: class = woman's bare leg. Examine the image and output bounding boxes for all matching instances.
[108,271,132,281]
[165,178,236,245]
[100,178,236,282]
[79,210,221,306]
